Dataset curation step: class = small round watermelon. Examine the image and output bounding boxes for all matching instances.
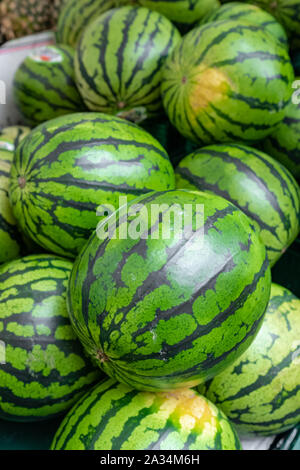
[67,189,271,391]
[0,254,102,422]
[13,44,86,126]
[262,86,300,180]
[161,19,294,145]
[75,6,181,122]
[200,1,288,48]
[9,112,175,258]
[198,283,300,436]
[51,378,242,450]
[175,143,300,267]
[0,126,31,265]
[56,0,117,47]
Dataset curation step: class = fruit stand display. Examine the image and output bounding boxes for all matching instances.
[0,0,300,452]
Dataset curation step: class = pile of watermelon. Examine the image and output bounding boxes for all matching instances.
[0,0,300,451]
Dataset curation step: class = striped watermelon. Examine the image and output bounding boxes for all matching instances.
[0,254,101,422]
[0,126,31,265]
[51,378,242,450]
[200,2,288,48]
[244,0,300,49]
[56,0,117,47]
[75,6,181,122]
[124,0,221,27]
[9,112,175,258]
[198,283,300,436]
[161,20,294,145]
[13,44,85,126]
[67,189,271,391]
[262,90,300,180]
[175,143,300,267]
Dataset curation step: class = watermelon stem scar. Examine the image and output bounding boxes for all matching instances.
[18,176,26,189]
[96,350,109,363]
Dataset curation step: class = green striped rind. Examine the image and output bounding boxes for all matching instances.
[124,0,221,25]
[0,126,30,265]
[13,45,85,126]
[245,0,300,48]
[161,20,294,145]
[9,112,175,258]
[56,0,117,47]
[51,379,242,450]
[0,254,101,422]
[262,92,300,180]
[75,6,181,121]
[67,189,271,391]
[175,143,300,267]
[200,1,288,48]
[198,283,300,436]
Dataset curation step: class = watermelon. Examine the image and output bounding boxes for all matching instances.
[0,254,102,422]
[51,378,242,450]
[176,143,300,267]
[244,0,300,49]
[262,87,300,180]
[13,44,85,127]
[200,2,288,48]
[0,126,31,265]
[9,112,175,258]
[161,20,294,145]
[56,0,117,47]
[75,6,181,122]
[67,189,271,392]
[198,283,300,436]
[122,0,221,28]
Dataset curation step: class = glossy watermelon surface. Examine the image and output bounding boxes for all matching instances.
[244,0,300,48]
[13,44,85,126]
[75,6,181,121]
[200,1,288,48]
[262,88,300,180]
[51,378,242,450]
[67,189,271,391]
[0,254,101,422]
[56,0,117,47]
[198,283,300,436]
[0,126,31,264]
[176,143,300,266]
[161,19,294,145]
[9,112,175,258]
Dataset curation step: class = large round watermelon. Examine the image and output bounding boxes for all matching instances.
[75,6,181,122]
[56,0,117,47]
[9,112,175,258]
[0,126,31,265]
[161,19,294,145]
[262,86,300,180]
[198,283,300,436]
[13,44,85,126]
[176,143,300,267]
[51,378,242,450]
[0,254,102,422]
[200,1,288,48]
[67,189,271,391]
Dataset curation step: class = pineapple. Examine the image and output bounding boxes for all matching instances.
[0,0,53,42]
